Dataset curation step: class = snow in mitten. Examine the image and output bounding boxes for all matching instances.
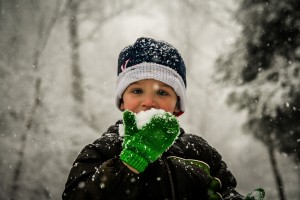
[244,188,265,200]
[120,109,180,173]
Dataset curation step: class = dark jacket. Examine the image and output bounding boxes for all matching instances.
[63,121,244,200]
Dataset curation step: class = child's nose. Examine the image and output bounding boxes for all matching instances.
[142,95,156,108]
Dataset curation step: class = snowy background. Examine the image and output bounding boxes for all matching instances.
[0,0,299,199]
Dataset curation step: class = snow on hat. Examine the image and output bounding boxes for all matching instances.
[115,37,187,115]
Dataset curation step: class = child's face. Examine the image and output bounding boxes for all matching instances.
[120,79,180,115]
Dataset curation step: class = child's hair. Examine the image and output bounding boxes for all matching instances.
[115,37,187,115]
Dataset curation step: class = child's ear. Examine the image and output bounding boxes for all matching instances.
[173,97,181,116]
[173,107,180,116]
[175,98,181,111]
[174,107,180,113]
[120,99,125,111]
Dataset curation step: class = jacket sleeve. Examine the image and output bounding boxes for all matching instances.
[62,131,142,200]
[205,142,244,200]
[179,134,244,200]
[213,160,244,200]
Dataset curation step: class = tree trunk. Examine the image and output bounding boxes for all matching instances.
[10,78,41,200]
[9,2,61,198]
[268,146,286,200]
[68,0,84,104]
[297,162,300,200]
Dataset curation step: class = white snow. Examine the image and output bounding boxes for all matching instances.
[119,123,125,136]
[135,108,167,129]
[119,108,169,136]
[119,108,171,136]
[247,190,263,199]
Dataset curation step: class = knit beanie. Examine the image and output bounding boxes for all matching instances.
[115,37,187,115]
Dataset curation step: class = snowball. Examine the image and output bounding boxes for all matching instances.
[135,108,166,129]
[120,108,174,136]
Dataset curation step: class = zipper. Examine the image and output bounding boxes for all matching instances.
[162,156,176,200]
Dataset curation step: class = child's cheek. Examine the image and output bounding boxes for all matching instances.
[123,102,137,112]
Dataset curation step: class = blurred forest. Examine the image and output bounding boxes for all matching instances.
[0,0,299,199]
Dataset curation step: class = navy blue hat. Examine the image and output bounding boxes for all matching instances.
[115,37,187,114]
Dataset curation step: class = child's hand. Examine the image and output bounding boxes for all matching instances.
[168,156,223,200]
[120,110,180,173]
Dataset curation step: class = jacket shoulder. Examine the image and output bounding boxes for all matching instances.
[176,133,222,164]
[174,133,241,198]
[75,121,123,162]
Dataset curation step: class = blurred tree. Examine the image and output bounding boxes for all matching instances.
[67,0,137,127]
[162,0,239,136]
[215,0,300,199]
[1,1,139,199]
[68,0,84,105]
[7,1,65,200]
[80,0,138,41]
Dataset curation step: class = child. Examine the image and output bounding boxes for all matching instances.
[63,37,264,199]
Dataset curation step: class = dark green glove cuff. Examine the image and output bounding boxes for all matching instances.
[120,149,148,173]
[167,156,222,200]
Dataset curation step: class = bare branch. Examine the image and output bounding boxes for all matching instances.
[81,2,137,42]
[32,0,66,69]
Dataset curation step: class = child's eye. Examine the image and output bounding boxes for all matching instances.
[157,90,168,96]
[131,89,143,94]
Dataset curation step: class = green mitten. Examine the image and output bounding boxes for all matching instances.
[120,109,180,172]
[244,188,265,200]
